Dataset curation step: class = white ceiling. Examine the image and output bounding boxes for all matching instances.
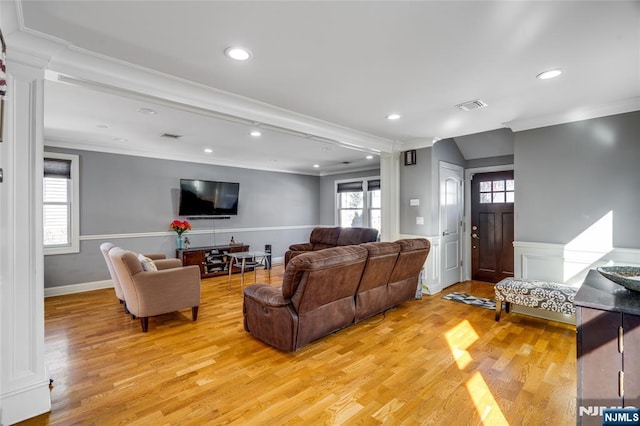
[15,1,640,174]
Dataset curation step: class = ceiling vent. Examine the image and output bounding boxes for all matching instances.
[456,99,488,111]
[161,133,183,139]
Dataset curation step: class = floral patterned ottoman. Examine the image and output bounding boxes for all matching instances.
[494,278,577,321]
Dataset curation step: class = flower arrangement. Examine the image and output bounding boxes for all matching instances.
[170,220,191,235]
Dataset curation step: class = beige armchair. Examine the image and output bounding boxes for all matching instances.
[100,242,183,313]
[109,247,201,332]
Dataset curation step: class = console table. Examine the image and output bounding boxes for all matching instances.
[177,244,249,278]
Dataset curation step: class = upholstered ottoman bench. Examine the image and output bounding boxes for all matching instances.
[494,278,577,321]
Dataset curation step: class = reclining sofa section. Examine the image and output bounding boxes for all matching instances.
[243,238,430,352]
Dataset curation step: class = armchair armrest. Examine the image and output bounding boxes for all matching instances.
[145,253,167,260]
[244,284,289,307]
[155,258,183,270]
[288,243,313,252]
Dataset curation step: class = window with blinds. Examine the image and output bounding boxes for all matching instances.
[43,153,79,254]
[336,177,381,233]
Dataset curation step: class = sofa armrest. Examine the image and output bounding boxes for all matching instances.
[244,284,289,307]
[154,258,183,270]
[288,243,313,252]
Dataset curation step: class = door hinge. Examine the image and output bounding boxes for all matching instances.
[619,326,624,353]
[460,260,463,267]
[619,370,624,397]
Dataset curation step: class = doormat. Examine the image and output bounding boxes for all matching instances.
[442,292,496,310]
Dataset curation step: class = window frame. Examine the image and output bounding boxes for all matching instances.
[334,176,381,232]
[43,152,80,255]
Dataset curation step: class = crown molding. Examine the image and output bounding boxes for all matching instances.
[505,97,640,132]
[43,137,324,176]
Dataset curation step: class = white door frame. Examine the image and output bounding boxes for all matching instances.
[439,161,464,288]
[462,164,515,281]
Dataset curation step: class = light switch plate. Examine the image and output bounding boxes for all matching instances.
[416,216,424,225]
[409,198,420,206]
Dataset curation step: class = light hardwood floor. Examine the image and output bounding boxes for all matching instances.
[19,266,576,425]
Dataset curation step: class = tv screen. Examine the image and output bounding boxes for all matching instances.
[178,179,239,216]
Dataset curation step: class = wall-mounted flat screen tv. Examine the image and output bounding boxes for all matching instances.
[178,179,239,217]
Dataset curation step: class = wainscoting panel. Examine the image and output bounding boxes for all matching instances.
[512,241,640,324]
[515,241,640,285]
[399,234,441,295]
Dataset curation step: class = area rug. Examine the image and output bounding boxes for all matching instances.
[442,292,496,310]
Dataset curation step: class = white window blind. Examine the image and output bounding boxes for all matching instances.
[43,153,79,255]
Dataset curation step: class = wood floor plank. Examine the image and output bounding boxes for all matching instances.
[17,269,576,425]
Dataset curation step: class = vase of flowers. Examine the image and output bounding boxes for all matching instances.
[170,220,191,250]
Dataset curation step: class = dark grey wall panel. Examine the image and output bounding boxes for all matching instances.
[454,128,514,160]
[44,147,321,287]
[466,155,514,169]
[514,111,640,247]
[318,169,380,225]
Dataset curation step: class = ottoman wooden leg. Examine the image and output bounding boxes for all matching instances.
[495,301,502,321]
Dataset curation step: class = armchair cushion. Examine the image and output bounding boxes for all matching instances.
[138,254,158,272]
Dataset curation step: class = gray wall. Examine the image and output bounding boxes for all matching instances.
[514,110,640,247]
[44,147,321,287]
[399,139,465,236]
[400,147,432,235]
[319,168,381,225]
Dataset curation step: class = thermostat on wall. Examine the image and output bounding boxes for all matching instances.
[409,199,420,206]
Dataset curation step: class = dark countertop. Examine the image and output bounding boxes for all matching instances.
[575,269,640,315]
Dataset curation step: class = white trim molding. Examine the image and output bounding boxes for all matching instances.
[79,224,318,241]
[0,51,51,425]
[514,241,640,285]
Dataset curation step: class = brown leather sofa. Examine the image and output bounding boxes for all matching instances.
[284,226,379,266]
[243,238,430,351]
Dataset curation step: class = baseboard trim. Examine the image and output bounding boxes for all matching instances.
[1,379,51,425]
[44,258,285,297]
[45,280,114,297]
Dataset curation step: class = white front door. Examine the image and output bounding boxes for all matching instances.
[440,162,464,288]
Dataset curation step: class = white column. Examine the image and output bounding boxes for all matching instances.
[0,51,50,424]
[379,151,400,242]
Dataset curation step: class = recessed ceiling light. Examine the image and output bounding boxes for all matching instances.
[536,68,563,80]
[112,137,127,142]
[386,113,401,120]
[366,155,374,160]
[204,148,213,154]
[225,47,252,61]
[250,130,261,137]
[313,164,320,168]
[137,107,157,115]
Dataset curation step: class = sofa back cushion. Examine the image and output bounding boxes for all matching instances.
[387,238,431,305]
[336,227,379,246]
[357,242,400,293]
[282,245,367,313]
[309,227,341,249]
